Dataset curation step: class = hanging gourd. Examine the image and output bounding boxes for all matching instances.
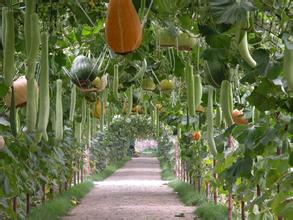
[160,79,175,91]
[105,0,142,54]
[142,76,156,91]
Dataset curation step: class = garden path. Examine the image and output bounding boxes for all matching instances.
[63,157,195,220]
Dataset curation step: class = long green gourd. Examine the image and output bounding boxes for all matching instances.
[24,0,36,55]
[207,86,217,156]
[194,73,202,111]
[81,97,87,125]
[2,7,8,50]
[55,79,63,141]
[100,94,104,131]
[215,106,222,127]
[75,122,82,144]
[220,80,234,127]
[127,86,133,115]
[26,79,38,132]
[87,107,91,148]
[3,9,15,86]
[284,35,293,91]
[113,64,119,100]
[36,32,50,142]
[69,84,76,122]
[186,64,195,116]
[156,110,160,136]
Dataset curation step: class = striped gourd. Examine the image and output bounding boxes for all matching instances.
[220,80,234,127]
[207,86,217,156]
[55,79,63,141]
[113,64,119,100]
[36,32,50,142]
[194,74,202,111]
[3,9,15,86]
[69,84,76,122]
[26,79,38,132]
[127,86,133,115]
[186,64,195,116]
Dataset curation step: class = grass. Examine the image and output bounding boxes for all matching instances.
[195,201,228,220]
[27,181,94,220]
[27,157,130,220]
[158,157,229,220]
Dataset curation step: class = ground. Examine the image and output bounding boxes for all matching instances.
[63,157,195,220]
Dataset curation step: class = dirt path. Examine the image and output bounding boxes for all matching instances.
[63,157,195,220]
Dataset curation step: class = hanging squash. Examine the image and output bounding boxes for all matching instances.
[160,79,175,91]
[105,0,142,54]
[92,99,102,119]
[4,76,38,108]
[142,76,156,91]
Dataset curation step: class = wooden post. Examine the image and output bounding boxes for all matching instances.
[213,159,218,204]
[228,192,233,220]
[13,197,17,213]
[241,200,245,220]
[26,193,30,215]
[205,182,209,199]
[42,185,46,203]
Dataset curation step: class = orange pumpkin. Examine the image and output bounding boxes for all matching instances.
[0,136,5,149]
[4,76,38,108]
[192,131,201,141]
[232,109,248,125]
[105,0,142,54]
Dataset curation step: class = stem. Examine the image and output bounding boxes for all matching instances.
[228,192,233,220]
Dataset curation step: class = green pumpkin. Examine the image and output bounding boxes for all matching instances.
[70,55,96,87]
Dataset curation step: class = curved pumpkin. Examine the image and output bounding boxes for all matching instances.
[160,79,175,91]
[0,136,5,149]
[232,109,249,125]
[4,76,38,108]
[105,0,142,54]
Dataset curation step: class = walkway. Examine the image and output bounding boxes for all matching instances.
[63,157,195,220]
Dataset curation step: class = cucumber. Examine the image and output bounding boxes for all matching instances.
[3,9,15,86]
[207,86,217,156]
[215,106,222,127]
[186,64,195,116]
[36,32,50,142]
[194,74,202,110]
[26,79,38,132]
[127,86,133,115]
[220,80,234,127]
[113,64,119,100]
[55,79,63,141]
[69,84,76,122]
